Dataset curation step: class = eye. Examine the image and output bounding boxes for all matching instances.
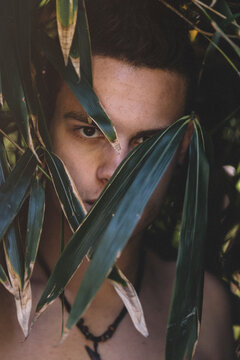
[79,126,102,138]
[131,135,151,147]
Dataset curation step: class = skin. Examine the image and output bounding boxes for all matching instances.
[0,56,233,359]
[50,56,188,214]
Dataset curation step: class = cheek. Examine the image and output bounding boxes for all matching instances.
[50,129,92,193]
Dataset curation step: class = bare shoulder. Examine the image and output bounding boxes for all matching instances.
[194,272,234,360]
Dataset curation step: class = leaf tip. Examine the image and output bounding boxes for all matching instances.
[59,327,70,344]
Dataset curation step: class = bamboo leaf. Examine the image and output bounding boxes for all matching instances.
[35,117,189,327]
[0,1,52,150]
[45,150,86,231]
[0,264,13,293]
[0,135,30,336]
[13,0,52,151]
[56,0,78,65]
[110,267,148,337]
[45,149,144,333]
[165,123,209,360]
[40,32,119,150]
[70,0,92,84]
[3,225,23,292]
[64,120,188,334]
[25,178,45,281]
[0,149,37,242]
[3,225,31,337]
[0,138,23,292]
[0,4,29,143]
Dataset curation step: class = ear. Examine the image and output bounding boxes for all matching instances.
[178,121,194,165]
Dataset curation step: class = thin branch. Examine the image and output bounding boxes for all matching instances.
[0,129,51,181]
[158,0,240,40]
[192,0,225,20]
[0,129,24,153]
[193,0,240,30]
[192,0,240,32]
[211,21,240,54]
[37,165,52,181]
[157,0,213,36]
[204,34,240,75]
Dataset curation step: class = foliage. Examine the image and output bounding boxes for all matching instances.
[0,0,239,359]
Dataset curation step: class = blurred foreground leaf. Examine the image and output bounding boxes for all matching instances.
[0,150,37,242]
[34,117,190,335]
[165,122,209,360]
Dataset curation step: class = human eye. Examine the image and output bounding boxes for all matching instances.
[77,125,103,139]
[131,135,152,148]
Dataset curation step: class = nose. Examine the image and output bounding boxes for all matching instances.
[96,142,128,186]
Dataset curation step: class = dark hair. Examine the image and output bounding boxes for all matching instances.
[40,0,196,118]
[86,0,195,77]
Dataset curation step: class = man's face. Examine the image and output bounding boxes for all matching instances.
[50,56,187,219]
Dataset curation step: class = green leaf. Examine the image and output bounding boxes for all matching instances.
[13,0,52,151]
[165,122,209,360]
[45,150,85,231]
[0,149,37,242]
[0,135,30,336]
[44,148,145,332]
[35,117,189,322]
[70,0,92,84]
[0,2,29,143]
[197,1,240,61]
[57,0,78,28]
[25,178,45,281]
[40,32,119,149]
[0,264,12,292]
[56,0,78,65]
[4,224,24,290]
[0,1,52,150]
[0,137,23,290]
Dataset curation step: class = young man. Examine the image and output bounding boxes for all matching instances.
[0,0,233,359]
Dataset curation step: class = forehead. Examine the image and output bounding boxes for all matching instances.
[54,56,187,134]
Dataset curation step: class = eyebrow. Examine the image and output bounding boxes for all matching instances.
[64,111,91,124]
[133,128,166,139]
[64,110,167,137]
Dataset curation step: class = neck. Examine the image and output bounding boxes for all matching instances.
[39,189,143,333]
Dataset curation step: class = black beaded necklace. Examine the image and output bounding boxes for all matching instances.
[39,249,145,360]
[63,250,145,360]
[64,296,127,359]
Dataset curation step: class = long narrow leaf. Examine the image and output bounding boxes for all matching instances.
[0,137,23,290]
[45,149,146,334]
[0,135,30,336]
[64,123,188,334]
[0,2,29,143]
[45,150,85,230]
[57,0,78,65]
[0,264,12,293]
[25,178,45,281]
[3,224,31,337]
[13,0,52,151]
[70,0,92,84]
[0,149,37,242]
[165,123,209,360]
[40,32,119,150]
[35,117,189,322]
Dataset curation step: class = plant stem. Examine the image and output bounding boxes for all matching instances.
[0,129,24,153]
